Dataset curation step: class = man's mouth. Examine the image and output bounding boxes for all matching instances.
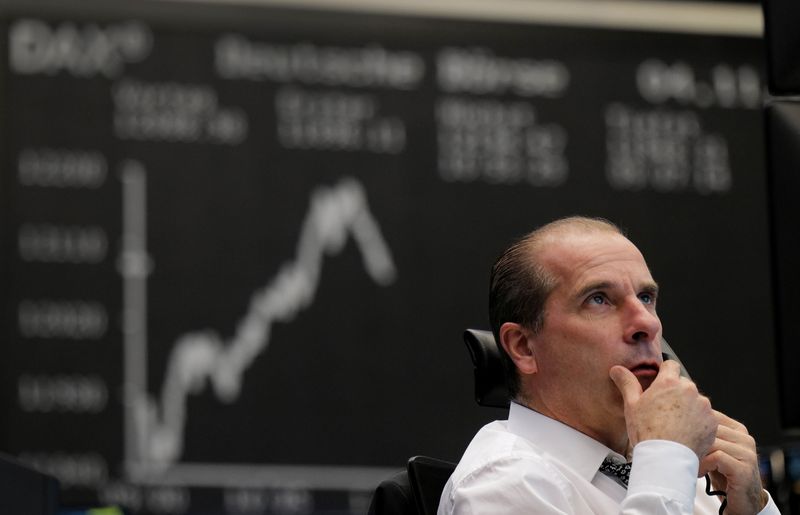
[629,363,660,382]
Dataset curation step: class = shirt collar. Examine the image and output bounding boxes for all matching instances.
[507,401,624,481]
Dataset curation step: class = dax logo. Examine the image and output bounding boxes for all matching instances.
[9,18,152,78]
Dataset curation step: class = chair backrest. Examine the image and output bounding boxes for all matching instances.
[407,456,456,515]
[367,456,456,515]
[367,468,415,515]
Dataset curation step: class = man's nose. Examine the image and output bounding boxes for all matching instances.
[623,297,661,344]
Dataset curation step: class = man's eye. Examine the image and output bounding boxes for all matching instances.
[589,294,605,305]
[639,292,654,304]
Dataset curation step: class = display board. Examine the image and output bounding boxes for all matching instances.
[0,1,779,513]
[764,0,800,93]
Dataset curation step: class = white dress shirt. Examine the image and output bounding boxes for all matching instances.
[439,402,780,514]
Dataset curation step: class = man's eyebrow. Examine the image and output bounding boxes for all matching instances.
[574,281,614,300]
[574,280,660,300]
[641,281,660,295]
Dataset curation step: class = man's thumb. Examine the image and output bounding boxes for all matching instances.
[609,365,642,404]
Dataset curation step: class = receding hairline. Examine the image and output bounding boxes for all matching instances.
[522,216,624,267]
[532,216,623,241]
[503,217,625,328]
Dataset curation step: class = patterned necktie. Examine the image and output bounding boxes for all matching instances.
[599,457,631,488]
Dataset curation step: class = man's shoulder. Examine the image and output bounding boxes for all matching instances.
[438,420,577,514]
[449,419,554,484]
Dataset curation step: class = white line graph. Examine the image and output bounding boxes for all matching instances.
[120,161,397,480]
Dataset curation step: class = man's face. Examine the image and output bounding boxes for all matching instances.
[528,230,663,447]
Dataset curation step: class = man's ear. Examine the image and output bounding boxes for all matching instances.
[498,322,538,375]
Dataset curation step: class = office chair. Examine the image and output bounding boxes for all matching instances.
[367,466,415,515]
[407,456,458,515]
[367,455,456,515]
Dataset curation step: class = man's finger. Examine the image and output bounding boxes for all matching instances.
[713,410,748,433]
[706,434,757,462]
[609,365,642,404]
[715,424,756,449]
[656,359,682,379]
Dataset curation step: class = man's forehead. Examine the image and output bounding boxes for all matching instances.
[536,228,637,262]
[535,229,654,287]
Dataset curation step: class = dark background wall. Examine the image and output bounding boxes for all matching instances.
[0,1,784,513]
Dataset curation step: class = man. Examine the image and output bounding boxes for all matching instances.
[439,217,779,514]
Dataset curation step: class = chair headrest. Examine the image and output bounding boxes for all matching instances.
[462,329,510,409]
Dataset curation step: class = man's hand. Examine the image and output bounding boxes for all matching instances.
[609,360,717,459]
[699,410,767,515]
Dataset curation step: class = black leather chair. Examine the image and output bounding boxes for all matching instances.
[407,456,458,515]
[367,467,414,515]
[367,455,456,515]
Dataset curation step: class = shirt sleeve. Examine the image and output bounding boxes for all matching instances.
[623,440,699,514]
[757,490,782,515]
